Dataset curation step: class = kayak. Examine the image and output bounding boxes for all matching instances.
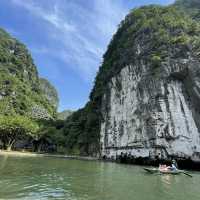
[143,168,183,175]
[143,168,159,173]
[160,170,183,175]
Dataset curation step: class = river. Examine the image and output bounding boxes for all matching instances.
[0,155,200,200]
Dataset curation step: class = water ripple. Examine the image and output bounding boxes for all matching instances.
[0,156,200,200]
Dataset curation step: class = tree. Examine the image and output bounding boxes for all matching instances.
[31,119,65,153]
[0,115,39,150]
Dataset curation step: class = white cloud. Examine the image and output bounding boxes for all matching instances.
[11,0,128,81]
[94,0,127,36]
[12,0,76,32]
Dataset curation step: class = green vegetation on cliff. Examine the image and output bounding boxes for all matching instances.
[57,110,73,120]
[39,78,59,109]
[0,28,60,151]
[0,28,57,118]
[175,0,200,20]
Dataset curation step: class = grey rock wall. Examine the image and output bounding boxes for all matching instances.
[100,58,200,162]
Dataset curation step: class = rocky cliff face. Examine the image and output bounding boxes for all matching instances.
[100,60,200,161]
[99,1,200,162]
[0,28,57,119]
[39,78,59,109]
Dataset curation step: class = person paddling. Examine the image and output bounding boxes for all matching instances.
[172,159,178,170]
[171,159,178,171]
[159,159,178,172]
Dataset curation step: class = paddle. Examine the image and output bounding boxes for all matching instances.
[182,171,193,178]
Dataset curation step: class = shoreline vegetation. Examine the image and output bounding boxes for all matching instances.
[0,150,99,161]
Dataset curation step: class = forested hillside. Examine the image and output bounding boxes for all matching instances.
[0,28,61,151]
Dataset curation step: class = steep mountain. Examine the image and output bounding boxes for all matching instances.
[57,110,73,120]
[63,0,200,164]
[0,28,57,119]
[174,0,200,20]
[39,78,59,109]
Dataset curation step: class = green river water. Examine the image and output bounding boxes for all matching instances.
[0,155,200,200]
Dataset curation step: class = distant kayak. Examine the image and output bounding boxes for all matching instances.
[159,170,183,175]
[143,168,159,173]
[143,168,183,175]
[143,167,193,177]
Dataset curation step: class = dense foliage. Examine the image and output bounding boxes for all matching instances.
[175,0,200,20]
[62,103,100,156]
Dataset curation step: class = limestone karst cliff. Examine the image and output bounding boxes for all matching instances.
[63,0,200,164]
[100,0,200,162]
[39,78,59,110]
[0,28,62,152]
[0,28,58,119]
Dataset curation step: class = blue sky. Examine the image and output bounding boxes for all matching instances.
[0,0,174,111]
